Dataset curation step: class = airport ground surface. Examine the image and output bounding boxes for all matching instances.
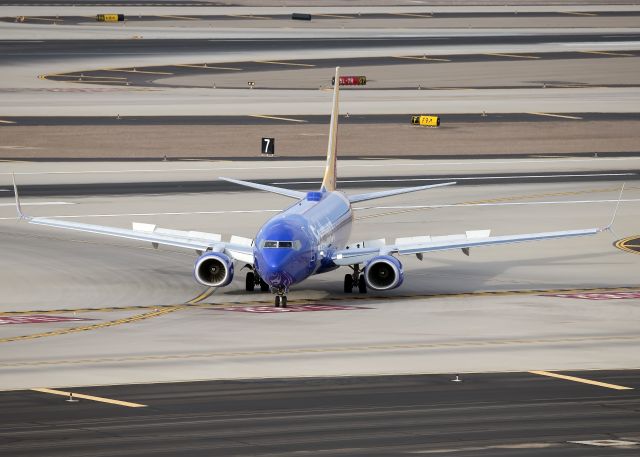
[2,371,640,456]
[1,3,639,454]
[1,158,639,391]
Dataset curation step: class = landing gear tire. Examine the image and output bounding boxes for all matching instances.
[245,272,255,292]
[274,295,287,308]
[344,274,354,293]
[260,279,270,292]
[358,275,367,294]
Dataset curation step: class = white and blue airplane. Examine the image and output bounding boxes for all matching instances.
[13,68,612,307]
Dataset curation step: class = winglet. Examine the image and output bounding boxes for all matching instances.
[320,66,340,192]
[12,173,26,220]
[602,183,625,234]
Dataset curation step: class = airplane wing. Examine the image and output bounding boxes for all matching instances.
[331,227,604,266]
[12,177,254,264]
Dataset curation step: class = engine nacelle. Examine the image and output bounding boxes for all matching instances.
[194,252,234,287]
[364,255,404,291]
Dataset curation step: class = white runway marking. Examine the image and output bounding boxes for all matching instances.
[354,198,640,211]
[3,158,639,176]
[0,201,72,207]
[275,172,636,185]
[0,208,280,221]
[528,112,583,120]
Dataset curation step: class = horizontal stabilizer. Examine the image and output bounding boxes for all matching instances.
[348,181,456,203]
[220,177,306,200]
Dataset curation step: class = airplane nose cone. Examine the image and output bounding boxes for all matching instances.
[260,250,297,289]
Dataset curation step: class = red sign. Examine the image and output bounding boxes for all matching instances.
[544,292,640,300]
[220,304,371,313]
[332,76,367,86]
[0,315,92,325]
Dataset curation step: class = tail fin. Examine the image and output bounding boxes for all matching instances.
[321,67,340,192]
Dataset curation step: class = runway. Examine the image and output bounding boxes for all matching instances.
[1,371,639,456]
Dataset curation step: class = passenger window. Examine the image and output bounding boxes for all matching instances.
[278,241,293,248]
[263,241,278,248]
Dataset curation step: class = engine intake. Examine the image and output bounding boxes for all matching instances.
[364,255,404,291]
[194,252,234,287]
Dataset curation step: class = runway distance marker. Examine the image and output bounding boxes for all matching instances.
[0,315,92,325]
[31,388,146,408]
[529,371,633,390]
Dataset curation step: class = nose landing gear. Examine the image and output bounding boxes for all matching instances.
[274,288,288,308]
[344,264,367,294]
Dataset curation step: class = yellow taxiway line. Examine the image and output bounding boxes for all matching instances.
[228,14,271,20]
[529,371,634,390]
[249,114,307,123]
[155,14,198,20]
[527,112,583,120]
[486,53,540,59]
[561,11,597,16]
[32,388,147,407]
[0,308,180,344]
[107,69,173,75]
[174,64,241,71]
[314,13,355,19]
[390,12,434,18]
[394,55,450,62]
[580,50,635,57]
[255,60,315,67]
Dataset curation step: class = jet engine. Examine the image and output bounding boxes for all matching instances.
[194,252,234,287]
[364,255,404,290]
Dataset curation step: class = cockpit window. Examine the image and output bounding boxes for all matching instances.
[261,240,301,250]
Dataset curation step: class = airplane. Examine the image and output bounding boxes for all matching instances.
[12,67,616,308]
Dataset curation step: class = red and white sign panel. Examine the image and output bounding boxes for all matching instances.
[220,304,371,313]
[0,315,93,325]
[544,292,640,300]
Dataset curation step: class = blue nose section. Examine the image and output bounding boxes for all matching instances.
[259,249,298,289]
[254,215,314,291]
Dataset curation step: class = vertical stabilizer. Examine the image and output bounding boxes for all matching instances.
[321,67,340,192]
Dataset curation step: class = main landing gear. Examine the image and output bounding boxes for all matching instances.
[245,270,270,292]
[344,264,367,294]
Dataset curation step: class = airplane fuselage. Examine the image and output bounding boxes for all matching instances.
[253,191,352,292]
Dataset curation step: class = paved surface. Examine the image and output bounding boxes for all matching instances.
[0,158,638,389]
[1,371,640,456]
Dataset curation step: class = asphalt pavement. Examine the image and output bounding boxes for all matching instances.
[1,371,639,456]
